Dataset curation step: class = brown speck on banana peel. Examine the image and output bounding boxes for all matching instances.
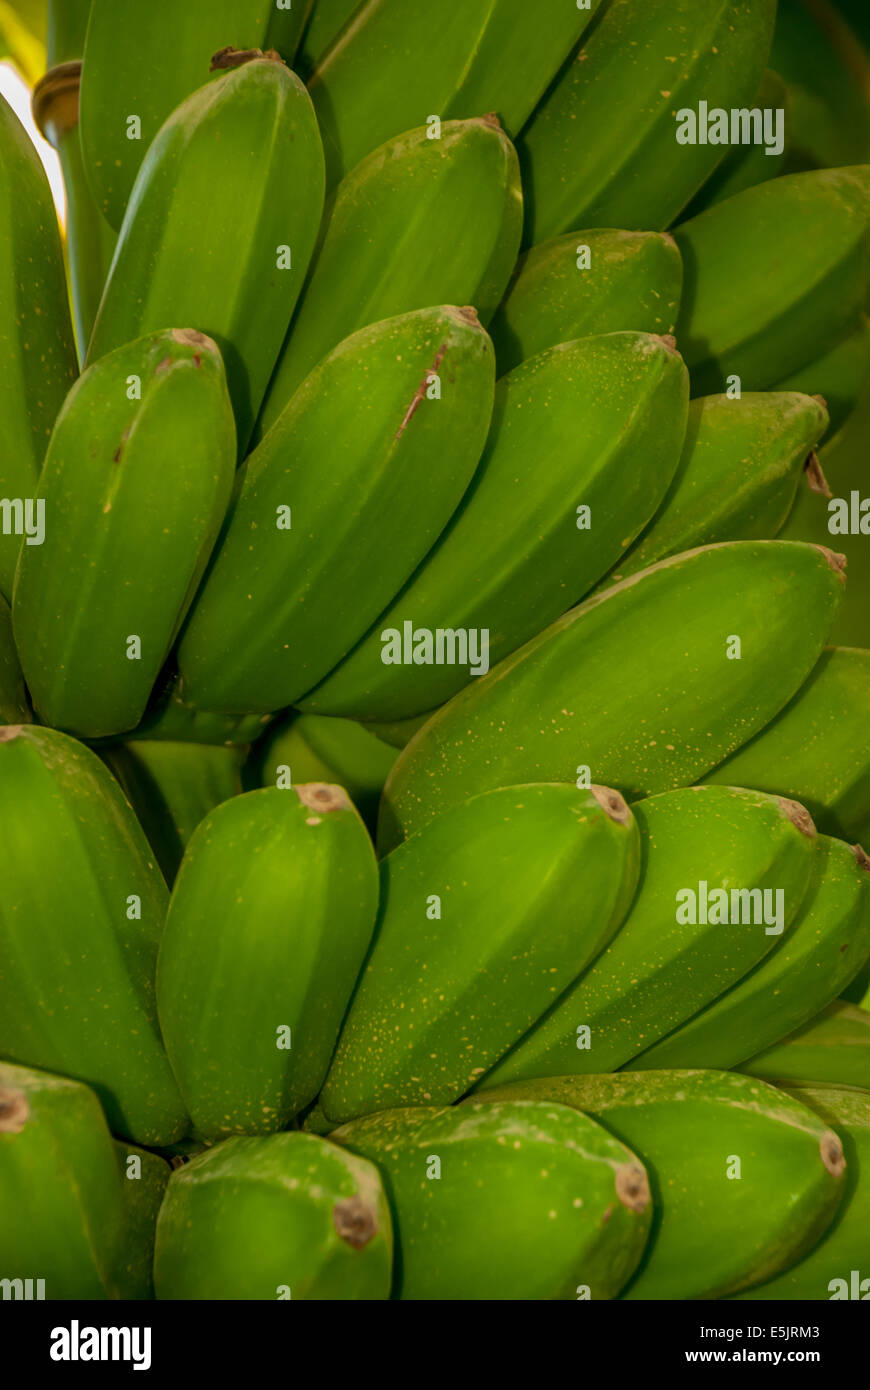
[615,1162,651,1214]
[812,394,827,410]
[333,1196,378,1249]
[0,726,24,743]
[778,798,817,840]
[0,1087,29,1134]
[295,783,353,815]
[395,341,450,440]
[804,451,832,498]
[820,1130,846,1179]
[816,546,847,580]
[210,46,284,71]
[590,785,632,826]
[851,844,870,873]
[479,112,503,131]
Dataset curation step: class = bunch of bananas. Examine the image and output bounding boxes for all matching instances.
[1,0,869,1302]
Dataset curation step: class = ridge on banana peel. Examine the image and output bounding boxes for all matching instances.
[87,53,325,453]
[741,1001,870,1090]
[378,540,846,850]
[332,1100,652,1301]
[319,783,641,1124]
[471,1070,848,1301]
[475,784,818,1089]
[303,331,689,722]
[258,115,523,435]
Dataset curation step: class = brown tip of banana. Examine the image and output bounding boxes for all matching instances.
[820,1130,846,1178]
[479,112,503,131]
[658,334,679,353]
[457,306,482,328]
[295,783,353,816]
[333,1195,378,1249]
[590,785,633,826]
[0,1087,29,1134]
[778,797,817,839]
[31,61,81,146]
[851,844,870,873]
[811,394,828,410]
[210,46,285,71]
[615,1162,651,1214]
[804,451,832,498]
[0,726,24,743]
[815,546,847,580]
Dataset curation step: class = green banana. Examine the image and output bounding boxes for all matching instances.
[13,329,236,740]
[741,1001,870,1089]
[733,1084,870,1300]
[601,392,830,588]
[366,709,436,749]
[703,647,870,842]
[297,0,359,78]
[629,834,870,1071]
[674,166,870,394]
[307,0,604,186]
[681,69,790,217]
[775,313,870,436]
[35,1,118,359]
[128,672,274,748]
[0,92,77,601]
[257,115,522,432]
[246,712,397,830]
[0,1060,170,1300]
[517,0,777,243]
[179,306,495,715]
[320,784,641,1125]
[87,53,325,452]
[79,0,283,230]
[0,725,186,1145]
[474,1070,847,1300]
[153,1132,393,1300]
[332,1101,652,1301]
[770,0,870,170]
[102,740,245,883]
[379,540,845,850]
[489,229,683,377]
[0,595,30,724]
[156,785,379,1138]
[304,331,689,721]
[477,786,818,1090]
[265,0,315,61]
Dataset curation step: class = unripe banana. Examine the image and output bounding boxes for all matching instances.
[13,329,236,740]
[0,726,186,1145]
[474,1070,847,1300]
[265,0,316,61]
[257,116,522,433]
[681,69,789,218]
[518,0,777,242]
[87,54,325,452]
[601,392,830,587]
[153,1132,393,1300]
[80,1,283,229]
[297,0,359,78]
[741,1001,870,1089]
[674,166,870,394]
[775,314,870,437]
[0,93,77,600]
[130,673,274,748]
[477,786,817,1090]
[320,784,641,1125]
[769,0,870,169]
[102,740,245,884]
[732,1084,870,1300]
[703,648,870,843]
[332,1101,652,1301]
[246,712,397,831]
[379,541,845,850]
[308,0,603,186]
[156,785,379,1139]
[630,834,870,1071]
[0,596,30,724]
[35,2,118,358]
[366,710,435,749]
[179,306,495,715]
[489,229,683,376]
[304,332,688,721]
[0,1061,170,1300]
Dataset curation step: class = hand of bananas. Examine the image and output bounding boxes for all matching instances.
[1,0,870,1303]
